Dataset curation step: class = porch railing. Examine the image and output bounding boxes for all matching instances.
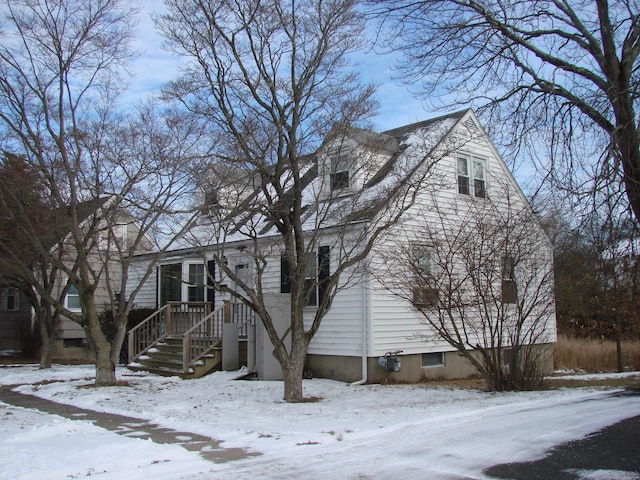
[128,304,169,364]
[128,301,212,364]
[182,301,255,373]
[128,301,255,373]
[182,306,225,373]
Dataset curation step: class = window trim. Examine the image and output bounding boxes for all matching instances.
[187,262,206,302]
[159,260,208,305]
[412,244,439,307]
[457,155,487,198]
[330,153,350,192]
[1,288,20,312]
[65,284,82,312]
[304,252,318,307]
[99,224,128,251]
[201,190,218,216]
[502,255,518,304]
[281,246,331,308]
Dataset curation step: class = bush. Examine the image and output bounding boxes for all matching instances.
[99,307,157,364]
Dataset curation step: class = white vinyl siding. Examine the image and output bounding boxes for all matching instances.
[305,280,364,356]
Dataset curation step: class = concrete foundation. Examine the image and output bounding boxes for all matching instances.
[306,343,555,384]
[52,340,94,363]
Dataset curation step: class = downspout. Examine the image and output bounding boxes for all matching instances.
[350,263,370,386]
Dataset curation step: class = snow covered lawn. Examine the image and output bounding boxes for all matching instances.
[1,365,639,479]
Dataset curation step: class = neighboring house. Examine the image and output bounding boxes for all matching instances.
[51,207,154,360]
[126,109,557,382]
[0,286,32,352]
[0,201,152,360]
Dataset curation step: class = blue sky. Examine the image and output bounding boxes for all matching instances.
[126,2,540,188]
[126,1,429,133]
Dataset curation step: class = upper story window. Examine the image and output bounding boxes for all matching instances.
[66,285,81,311]
[1,288,19,312]
[457,156,486,198]
[201,190,218,216]
[330,154,350,191]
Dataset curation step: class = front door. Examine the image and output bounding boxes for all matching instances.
[160,263,182,305]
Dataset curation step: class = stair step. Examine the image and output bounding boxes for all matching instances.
[130,334,223,379]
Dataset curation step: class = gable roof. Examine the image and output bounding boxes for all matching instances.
[165,109,474,252]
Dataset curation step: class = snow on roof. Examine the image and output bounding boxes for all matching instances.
[151,111,468,254]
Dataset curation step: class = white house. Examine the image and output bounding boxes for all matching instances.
[126,109,557,383]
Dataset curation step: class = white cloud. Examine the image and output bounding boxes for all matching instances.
[123,1,425,129]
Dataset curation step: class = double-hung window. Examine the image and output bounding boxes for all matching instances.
[303,253,317,306]
[188,263,205,302]
[331,154,350,191]
[281,246,331,307]
[1,288,19,311]
[201,190,218,216]
[457,156,486,198]
[412,245,438,307]
[99,224,127,251]
[66,285,81,311]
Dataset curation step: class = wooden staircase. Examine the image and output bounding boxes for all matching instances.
[128,336,222,379]
[127,301,253,380]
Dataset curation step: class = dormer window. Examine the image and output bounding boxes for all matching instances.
[201,190,218,216]
[330,154,350,191]
[457,156,486,198]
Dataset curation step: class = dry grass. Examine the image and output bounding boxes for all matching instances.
[554,334,640,373]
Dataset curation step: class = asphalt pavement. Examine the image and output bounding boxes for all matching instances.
[485,390,640,479]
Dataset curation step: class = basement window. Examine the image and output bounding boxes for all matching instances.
[422,352,445,368]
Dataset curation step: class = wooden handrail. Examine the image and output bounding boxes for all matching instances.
[128,300,254,375]
[128,304,169,363]
[182,304,225,373]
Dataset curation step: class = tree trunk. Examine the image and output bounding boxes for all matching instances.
[279,329,309,403]
[84,300,117,386]
[39,333,55,369]
[95,346,117,386]
[110,316,127,366]
[616,332,624,373]
[282,361,305,403]
[38,308,56,369]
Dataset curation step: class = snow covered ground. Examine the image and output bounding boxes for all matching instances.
[1,364,639,480]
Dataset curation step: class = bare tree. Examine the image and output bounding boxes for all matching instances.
[156,0,451,401]
[371,1,640,222]
[0,1,204,384]
[549,176,640,369]
[0,154,67,367]
[376,184,556,391]
[86,102,207,371]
